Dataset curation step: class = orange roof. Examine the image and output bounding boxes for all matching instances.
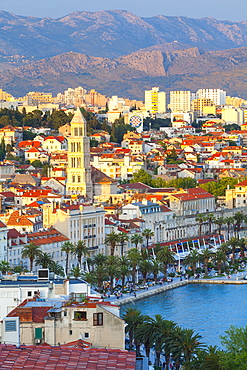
[7,211,34,226]
[0,345,136,369]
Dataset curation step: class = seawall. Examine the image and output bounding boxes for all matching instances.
[116,278,247,306]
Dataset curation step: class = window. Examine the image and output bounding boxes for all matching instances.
[93,313,103,326]
[74,311,87,320]
[69,330,72,335]
[5,320,16,332]
[27,291,32,297]
[84,332,90,338]
[35,328,42,339]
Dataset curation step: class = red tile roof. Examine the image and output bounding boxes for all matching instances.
[0,345,136,369]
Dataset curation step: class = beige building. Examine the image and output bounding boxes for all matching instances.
[42,202,105,254]
[169,90,191,112]
[225,179,247,208]
[168,188,215,216]
[5,297,124,349]
[66,109,93,199]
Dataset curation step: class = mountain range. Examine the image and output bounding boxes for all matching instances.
[1,10,247,98]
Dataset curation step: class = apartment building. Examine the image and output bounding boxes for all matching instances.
[196,89,226,106]
[169,90,191,112]
[42,202,105,255]
[145,87,166,115]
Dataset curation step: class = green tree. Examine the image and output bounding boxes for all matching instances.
[131,234,143,251]
[61,241,74,277]
[118,256,131,290]
[123,307,146,353]
[214,249,227,274]
[183,249,200,276]
[157,246,175,281]
[105,255,120,293]
[127,248,142,289]
[199,248,212,276]
[142,229,154,249]
[104,232,119,256]
[0,261,11,274]
[227,237,240,264]
[69,266,82,279]
[234,211,245,237]
[49,261,65,277]
[118,231,129,256]
[73,240,89,268]
[139,259,152,284]
[196,214,207,236]
[21,242,43,272]
[35,252,54,269]
[171,328,204,369]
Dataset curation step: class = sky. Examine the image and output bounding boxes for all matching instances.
[1,0,247,21]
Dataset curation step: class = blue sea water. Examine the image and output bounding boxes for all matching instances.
[120,284,247,347]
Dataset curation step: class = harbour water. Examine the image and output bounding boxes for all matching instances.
[120,283,247,347]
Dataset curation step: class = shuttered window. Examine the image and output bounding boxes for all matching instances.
[93,313,103,326]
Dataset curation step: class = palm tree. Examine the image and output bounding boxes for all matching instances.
[139,259,152,284]
[49,261,65,277]
[61,241,74,277]
[196,214,206,236]
[118,231,129,256]
[81,271,96,286]
[199,248,212,276]
[104,232,119,256]
[157,246,175,281]
[0,261,11,275]
[73,240,89,268]
[234,211,244,237]
[127,248,142,289]
[21,242,43,272]
[92,253,107,267]
[142,229,154,249]
[131,234,144,251]
[227,237,240,264]
[215,217,225,236]
[239,238,246,259]
[70,266,81,279]
[105,255,120,293]
[135,318,154,359]
[123,307,146,354]
[214,249,227,275]
[183,249,200,276]
[118,256,130,290]
[205,214,215,234]
[35,252,54,269]
[224,216,234,239]
[150,259,160,284]
[172,328,204,369]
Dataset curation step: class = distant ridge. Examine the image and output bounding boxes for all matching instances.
[2,47,247,99]
[0,10,247,62]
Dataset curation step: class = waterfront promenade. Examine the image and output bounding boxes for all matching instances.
[109,273,247,306]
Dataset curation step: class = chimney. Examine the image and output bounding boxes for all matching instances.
[142,199,148,205]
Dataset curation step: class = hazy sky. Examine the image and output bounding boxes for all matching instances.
[1,0,247,21]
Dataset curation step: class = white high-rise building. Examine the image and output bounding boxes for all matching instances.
[169,91,191,112]
[145,87,166,115]
[196,89,226,106]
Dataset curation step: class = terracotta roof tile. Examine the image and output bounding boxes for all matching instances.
[0,345,136,369]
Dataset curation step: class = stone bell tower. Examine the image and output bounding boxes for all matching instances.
[66,108,92,199]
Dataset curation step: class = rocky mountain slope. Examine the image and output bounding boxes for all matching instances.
[0,10,247,62]
[2,46,247,99]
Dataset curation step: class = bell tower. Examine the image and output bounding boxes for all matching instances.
[66,108,92,199]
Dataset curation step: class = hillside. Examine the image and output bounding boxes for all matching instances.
[2,47,247,98]
[0,10,247,63]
